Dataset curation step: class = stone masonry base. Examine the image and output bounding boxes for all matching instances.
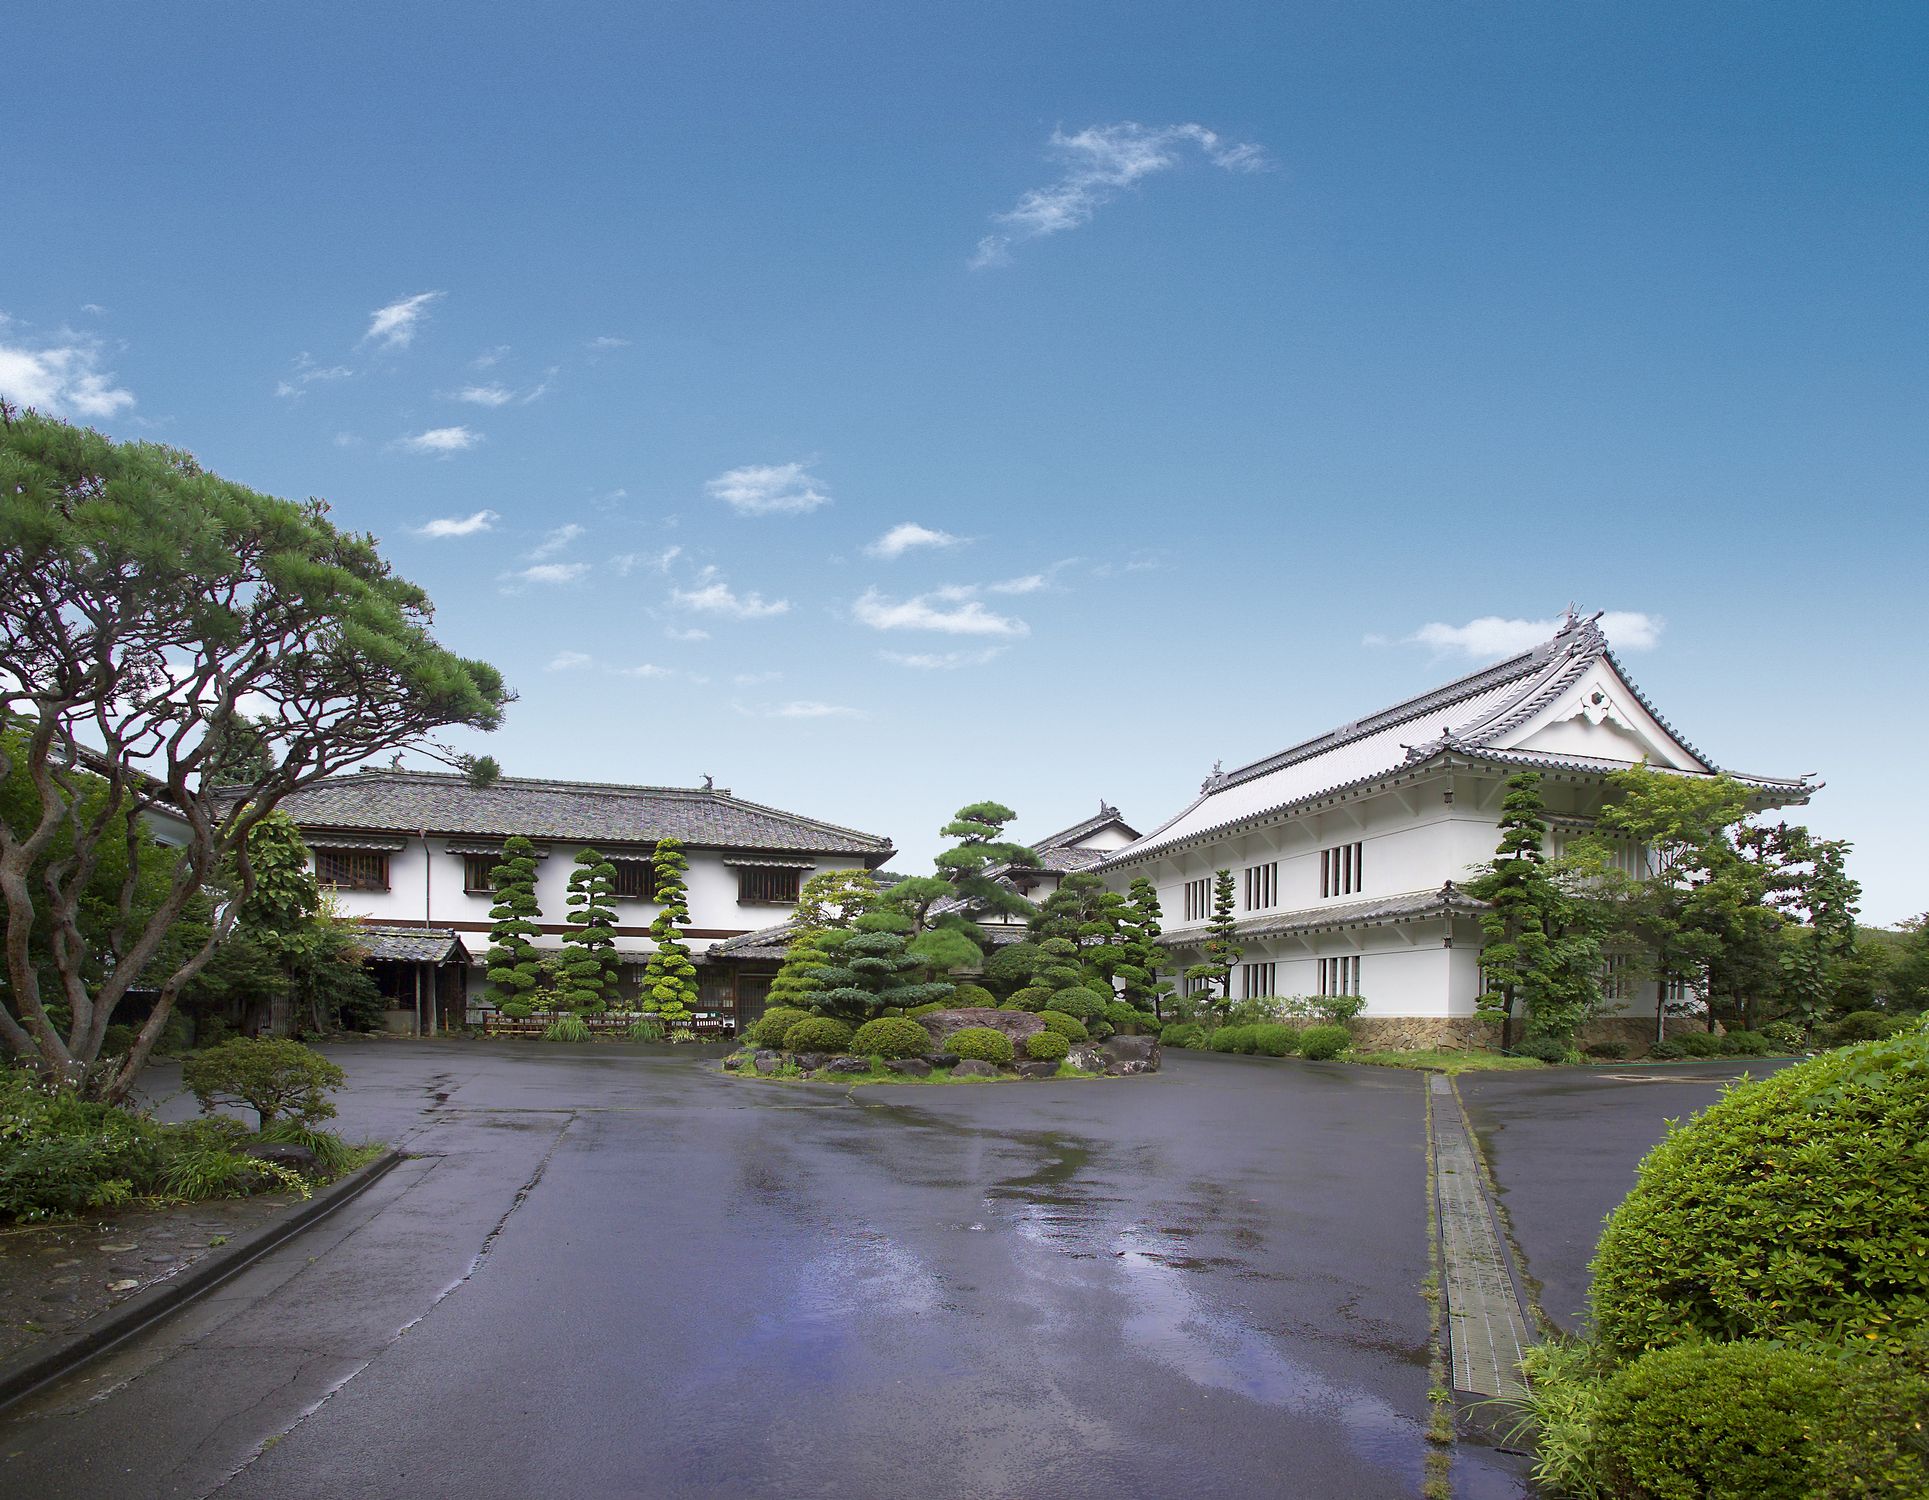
[1348,1013,1704,1057]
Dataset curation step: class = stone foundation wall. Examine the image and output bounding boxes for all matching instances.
[1348,1015,1500,1052]
[1576,1016,1705,1054]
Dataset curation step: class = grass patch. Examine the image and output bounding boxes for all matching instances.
[1351,1048,1545,1075]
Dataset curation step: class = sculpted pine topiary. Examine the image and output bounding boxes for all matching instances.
[1184,870,1241,1014]
[640,837,699,1027]
[808,910,953,1022]
[1120,877,1173,1018]
[485,837,545,1017]
[558,847,620,1013]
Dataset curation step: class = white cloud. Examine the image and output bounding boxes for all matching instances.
[503,562,590,587]
[706,461,831,516]
[530,523,584,560]
[80,303,108,316]
[333,431,361,448]
[364,291,443,349]
[972,122,1267,268]
[613,544,682,576]
[986,573,1046,595]
[852,587,1028,637]
[274,352,354,399]
[520,369,557,404]
[671,578,791,619]
[0,337,136,419]
[664,625,709,642]
[471,345,510,369]
[451,383,514,407]
[1400,611,1664,660]
[617,663,674,679]
[732,671,782,686]
[398,425,480,455]
[547,650,593,671]
[758,700,862,720]
[588,335,630,350]
[865,521,965,559]
[414,508,499,538]
[879,648,1006,670]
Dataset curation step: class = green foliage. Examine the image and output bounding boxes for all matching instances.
[1183,870,1242,1007]
[982,941,1044,996]
[1823,1009,1911,1046]
[947,982,996,1009]
[543,1013,591,1043]
[1250,1022,1301,1056]
[1807,1335,1929,1498]
[257,1120,357,1174]
[1118,877,1173,1016]
[484,836,544,1009]
[558,847,620,1013]
[1104,1001,1152,1034]
[946,1026,1015,1065]
[905,1002,948,1019]
[781,1016,854,1053]
[1299,1024,1351,1060]
[1762,1018,1808,1052]
[792,868,882,930]
[742,1006,813,1048]
[628,1015,664,1042]
[931,801,1036,923]
[1646,1038,1686,1060]
[768,927,836,1013]
[1006,984,1055,1012]
[1207,1025,1257,1054]
[1590,1028,1929,1360]
[1676,1029,1723,1058]
[1160,1022,1206,1049]
[1025,1030,1071,1062]
[1036,1010,1089,1042]
[907,921,986,975]
[1583,1039,1628,1060]
[850,1016,932,1059]
[639,837,699,1025]
[1719,1028,1772,1056]
[810,910,954,1021]
[1510,1035,1569,1064]
[181,1037,344,1130]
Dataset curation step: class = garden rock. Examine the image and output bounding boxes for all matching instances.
[823,1056,873,1076]
[929,1053,960,1069]
[753,1051,784,1075]
[721,1054,745,1071]
[1066,1046,1106,1073]
[885,1058,932,1077]
[1013,1060,1060,1079]
[1100,1036,1161,1075]
[793,1052,831,1071]
[240,1141,319,1172]
[918,1007,1044,1052]
[951,1058,1003,1079]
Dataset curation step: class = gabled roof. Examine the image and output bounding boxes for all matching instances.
[262,769,894,863]
[358,926,470,964]
[708,921,797,962]
[1029,801,1141,852]
[1108,611,1815,865]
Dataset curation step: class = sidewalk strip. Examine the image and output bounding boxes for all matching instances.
[1429,1075,1529,1398]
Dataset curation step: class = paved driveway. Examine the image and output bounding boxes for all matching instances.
[6,1043,1524,1500]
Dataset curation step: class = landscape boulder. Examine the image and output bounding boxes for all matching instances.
[885,1058,932,1078]
[822,1056,873,1076]
[1012,1060,1060,1080]
[240,1141,319,1173]
[753,1050,784,1075]
[929,1053,960,1070]
[951,1058,1003,1079]
[1066,1045,1106,1073]
[918,1007,1044,1053]
[1100,1035,1161,1075]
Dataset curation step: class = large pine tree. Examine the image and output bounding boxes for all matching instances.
[1184,869,1241,1013]
[808,910,953,1021]
[769,868,882,1013]
[485,836,545,1017]
[1119,876,1172,1017]
[639,836,699,1028]
[558,847,620,1013]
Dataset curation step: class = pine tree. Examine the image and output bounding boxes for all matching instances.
[639,836,699,1028]
[558,847,620,1013]
[485,836,545,1017]
[768,927,836,1012]
[1025,872,1136,1014]
[768,868,882,1013]
[808,910,953,1022]
[885,800,1036,937]
[1183,869,1241,1015]
[1119,876,1172,1018]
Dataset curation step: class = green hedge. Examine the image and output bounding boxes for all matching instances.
[1024,1031,1071,1063]
[743,1006,813,1048]
[1160,1022,1206,1050]
[1036,1010,1089,1042]
[947,1027,1014,1065]
[1298,1024,1351,1060]
[850,1016,932,1059]
[947,983,997,1010]
[1250,1023,1301,1057]
[1677,1030,1724,1058]
[1206,1025,1257,1054]
[781,1016,854,1053]
[1590,1028,1929,1360]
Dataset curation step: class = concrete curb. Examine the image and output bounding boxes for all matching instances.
[0,1147,404,1414]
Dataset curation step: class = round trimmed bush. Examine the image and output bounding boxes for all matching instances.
[1036,1010,1089,1042]
[1646,1038,1687,1061]
[906,1001,948,1018]
[782,1016,854,1053]
[948,983,997,1010]
[1250,1023,1300,1057]
[1510,1035,1568,1064]
[1086,1019,1114,1041]
[1584,1039,1628,1060]
[1824,1009,1910,1046]
[947,1026,1014,1066]
[850,1016,932,1059]
[1160,1022,1205,1050]
[744,1006,813,1048]
[1105,1002,1149,1034]
[1299,1024,1351,1061]
[1677,1029,1724,1058]
[1590,1028,1929,1359]
[1024,1031,1071,1063]
[1048,988,1103,1021]
[1207,1025,1257,1054]
[1719,1029,1771,1057]
[1007,985,1055,1012]
[1589,1341,1844,1500]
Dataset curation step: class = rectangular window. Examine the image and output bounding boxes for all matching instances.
[1183,876,1211,923]
[1317,955,1361,997]
[609,859,656,901]
[315,848,389,891]
[1241,961,1277,1000]
[1320,842,1364,898]
[1602,954,1634,1002]
[738,867,802,905]
[462,853,502,894]
[1243,862,1277,911]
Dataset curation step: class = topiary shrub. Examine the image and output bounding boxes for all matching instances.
[1719,1029,1771,1056]
[1036,1010,1089,1042]
[782,1016,854,1053]
[948,983,997,1010]
[1584,1039,1628,1060]
[906,1002,948,1018]
[1160,1022,1205,1050]
[1049,988,1104,1021]
[181,1037,345,1131]
[1024,1031,1071,1063]
[1206,1025,1254,1054]
[947,1027,1014,1066]
[1646,1038,1687,1060]
[1677,1030,1724,1058]
[1299,1024,1351,1061]
[1808,1335,1929,1498]
[1823,1010,1910,1046]
[850,1016,932,1059]
[1510,1035,1568,1064]
[1105,1002,1150,1035]
[743,1006,812,1048]
[1761,1019,1807,1053]
[1250,1023,1301,1057]
[1007,985,1055,1012]
[1588,1341,1844,1500]
[1590,1028,1929,1360]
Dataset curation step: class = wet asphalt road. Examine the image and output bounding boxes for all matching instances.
[1457,1058,1797,1331]
[6,1044,1491,1500]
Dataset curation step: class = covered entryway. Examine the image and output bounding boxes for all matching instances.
[363,927,471,1036]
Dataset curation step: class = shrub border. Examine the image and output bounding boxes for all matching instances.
[0,1147,403,1413]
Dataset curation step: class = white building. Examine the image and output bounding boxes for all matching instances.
[268,769,893,1034]
[1099,612,1816,1048]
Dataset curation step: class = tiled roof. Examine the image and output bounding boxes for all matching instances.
[708,921,797,962]
[359,927,470,964]
[1158,885,1489,946]
[260,770,894,862]
[1029,802,1140,852]
[1106,612,1813,865]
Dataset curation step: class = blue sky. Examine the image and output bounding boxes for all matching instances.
[5,4,1925,924]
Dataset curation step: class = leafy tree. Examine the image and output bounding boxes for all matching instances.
[1470,772,1603,1049]
[807,910,953,1022]
[1119,877,1173,1017]
[1184,870,1242,1012]
[0,406,509,1096]
[792,868,880,930]
[768,926,836,1013]
[1027,873,1150,1018]
[181,1035,344,1130]
[640,837,698,1027]
[982,940,1044,997]
[1889,916,1929,1013]
[558,848,620,1013]
[485,838,544,1017]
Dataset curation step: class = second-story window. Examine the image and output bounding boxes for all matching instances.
[315,848,390,891]
[463,854,502,894]
[1244,862,1277,910]
[609,859,657,901]
[1182,876,1211,923]
[739,867,802,905]
[1320,841,1364,898]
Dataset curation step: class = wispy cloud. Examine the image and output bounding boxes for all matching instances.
[972,122,1266,268]
[865,521,966,559]
[364,291,443,349]
[414,508,499,538]
[613,544,682,576]
[664,625,709,642]
[547,650,593,671]
[588,335,630,350]
[671,575,791,619]
[80,303,108,316]
[471,345,509,369]
[398,425,481,455]
[274,352,354,399]
[879,647,1006,670]
[1391,611,1664,660]
[530,523,584,561]
[706,461,831,516]
[738,699,863,720]
[986,573,1047,595]
[0,335,136,419]
[502,562,591,589]
[450,383,514,407]
[616,662,674,679]
[852,586,1028,637]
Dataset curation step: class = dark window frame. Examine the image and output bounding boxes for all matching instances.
[315,847,390,892]
[737,867,802,905]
